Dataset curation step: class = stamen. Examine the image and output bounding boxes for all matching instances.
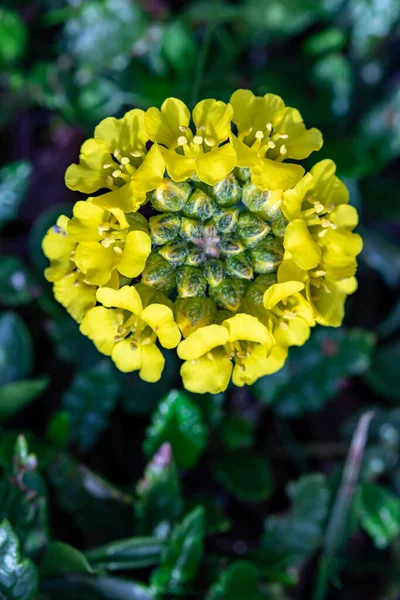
[318,228,328,238]
[130,150,142,158]
[179,125,189,132]
[116,313,125,325]
[193,135,203,144]
[266,122,273,132]
[207,351,215,361]
[267,140,276,149]
[280,144,287,155]
[204,137,215,147]
[279,134,289,139]
[315,270,326,277]
[112,169,122,178]
[197,125,206,132]
[177,136,188,146]
[98,224,111,234]
[113,149,120,157]
[283,310,296,320]
[113,246,123,255]
[103,163,113,169]
[279,321,289,330]
[255,130,264,139]
[321,218,331,228]
[130,341,138,350]
[120,157,130,165]
[106,176,114,187]
[315,202,325,214]
[323,284,331,294]
[326,203,335,213]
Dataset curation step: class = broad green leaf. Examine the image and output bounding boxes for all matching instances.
[135,443,184,538]
[258,474,330,572]
[40,542,92,578]
[151,506,205,594]
[40,574,155,600]
[0,256,40,306]
[0,431,53,471]
[161,21,196,74]
[144,390,207,468]
[221,415,255,450]
[243,0,318,37]
[190,392,225,428]
[304,28,346,55]
[62,361,120,451]
[0,8,27,65]
[47,316,100,366]
[85,537,164,571]
[207,560,259,600]
[0,377,49,419]
[46,410,72,448]
[360,482,400,549]
[187,496,231,535]
[214,451,273,502]
[0,161,31,229]
[365,342,400,401]
[0,520,38,600]
[253,328,376,417]
[0,311,33,387]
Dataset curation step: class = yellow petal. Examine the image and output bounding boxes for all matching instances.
[160,146,195,181]
[311,159,349,206]
[54,273,96,323]
[93,182,138,213]
[95,109,147,155]
[263,281,305,309]
[139,344,165,382]
[178,324,229,360]
[74,242,119,286]
[259,343,288,375]
[275,314,311,347]
[277,257,308,284]
[337,276,358,294]
[192,99,233,144]
[222,313,272,346]
[42,216,76,282]
[229,134,258,168]
[251,158,305,191]
[306,279,346,327]
[329,204,359,229]
[284,219,321,270]
[118,230,151,279]
[111,339,143,372]
[140,303,181,348]
[80,305,118,354]
[96,285,143,315]
[65,139,112,193]
[229,89,255,133]
[145,98,190,146]
[68,201,107,242]
[232,344,273,386]
[195,144,236,186]
[181,350,232,394]
[133,143,165,193]
[275,107,323,159]
[282,172,314,220]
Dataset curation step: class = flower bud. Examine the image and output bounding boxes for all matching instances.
[180,217,203,244]
[204,259,225,286]
[185,246,205,267]
[214,208,239,234]
[183,189,216,221]
[219,235,244,256]
[242,182,282,219]
[141,254,176,294]
[174,297,216,337]
[176,266,207,297]
[210,277,247,312]
[149,179,191,212]
[244,274,277,305]
[210,173,242,207]
[234,167,251,184]
[149,213,181,245]
[250,237,283,274]
[225,253,253,280]
[237,213,270,248]
[270,212,287,237]
[159,240,188,266]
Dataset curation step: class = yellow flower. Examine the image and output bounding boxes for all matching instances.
[68,200,151,286]
[178,313,275,393]
[229,89,323,190]
[42,215,76,282]
[144,98,237,186]
[65,109,165,212]
[80,285,181,382]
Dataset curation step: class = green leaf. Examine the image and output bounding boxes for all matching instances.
[161,21,196,74]
[0,377,49,419]
[46,316,100,366]
[0,520,38,600]
[85,537,164,572]
[0,8,27,65]
[0,256,40,306]
[62,361,120,451]
[40,542,92,578]
[0,161,31,229]
[360,482,400,549]
[253,328,376,417]
[135,442,184,537]
[365,342,400,401]
[360,229,400,289]
[187,496,232,535]
[221,415,255,450]
[259,474,330,572]
[151,506,205,594]
[41,575,155,600]
[46,410,72,448]
[144,390,207,468]
[0,311,33,387]
[214,451,273,502]
[304,27,346,56]
[207,560,259,600]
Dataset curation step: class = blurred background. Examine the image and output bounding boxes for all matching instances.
[0,0,400,599]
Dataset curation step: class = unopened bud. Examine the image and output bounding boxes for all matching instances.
[174,297,216,337]
[242,183,282,219]
[141,254,176,294]
[237,213,270,248]
[244,274,277,306]
[225,253,253,280]
[214,208,239,234]
[180,217,203,243]
[149,213,181,245]
[159,240,188,266]
[176,266,207,297]
[210,277,247,312]
[250,237,283,274]
[183,189,216,221]
[219,236,244,256]
[150,179,191,212]
[234,167,251,184]
[210,173,242,207]
[185,246,205,267]
[270,212,287,237]
[204,259,225,286]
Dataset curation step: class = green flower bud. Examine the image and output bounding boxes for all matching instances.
[149,213,181,245]
[243,273,277,307]
[204,259,225,286]
[185,246,205,267]
[180,217,203,244]
[159,240,188,266]
[242,182,282,219]
[210,277,247,312]
[237,213,271,248]
[234,167,251,184]
[176,266,207,297]
[210,173,242,207]
[183,189,216,221]
[174,297,216,337]
[250,237,283,274]
[225,252,253,280]
[219,235,245,256]
[150,178,191,212]
[214,208,239,234]
[141,254,176,294]
[270,212,287,237]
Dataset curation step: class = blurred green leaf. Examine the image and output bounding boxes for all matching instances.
[0,311,32,387]
[304,27,346,55]
[360,482,400,549]
[161,21,196,74]
[221,414,255,450]
[361,176,400,219]
[366,342,400,401]
[66,78,125,128]
[144,390,207,469]
[40,541,92,578]
[62,361,120,451]
[0,256,40,306]
[214,451,273,502]
[135,443,184,538]
[207,560,259,600]
[46,410,72,448]
[41,575,155,600]
[85,537,164,572]
[347,0,400,57]
[0,8,27,65]
[361,228,400,288]
[377,299,400,338]
[0,161,31,229]
[312,53,352,117]
[47,316,100,366]
[187,495,232,535]
[151,506,205,594]
[253,328,376,417]
[0,377,49,419]
[190,392,225,429]
[243,0,317,37]
[0,520,38,600]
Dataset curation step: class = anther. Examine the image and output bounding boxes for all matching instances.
[204,137,215,147]
[280,144,287,155]
[113,149,120,157]
[130,150,142,158]
[106,176,114,187]
[266,122,273,132]
[177,136,188,146]
[267,140,276,149]
[112,169,122,178]
[315,270,326,277]
[279,321,289,330]
[206,351,215,361]
[193,135,203,144]
[318,228,328,238]
[315,202,325,214]
[113,246,123,255]
[103,163,113,169]
[179,125,189,132]
[279,134,289,139]
[255,130,264,139]
[197,125,206,132]
[120,157,130,165]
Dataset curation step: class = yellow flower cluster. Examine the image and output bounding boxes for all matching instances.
[42,90,362,393]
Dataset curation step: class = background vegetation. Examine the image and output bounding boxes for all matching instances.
[0,0,399,598]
